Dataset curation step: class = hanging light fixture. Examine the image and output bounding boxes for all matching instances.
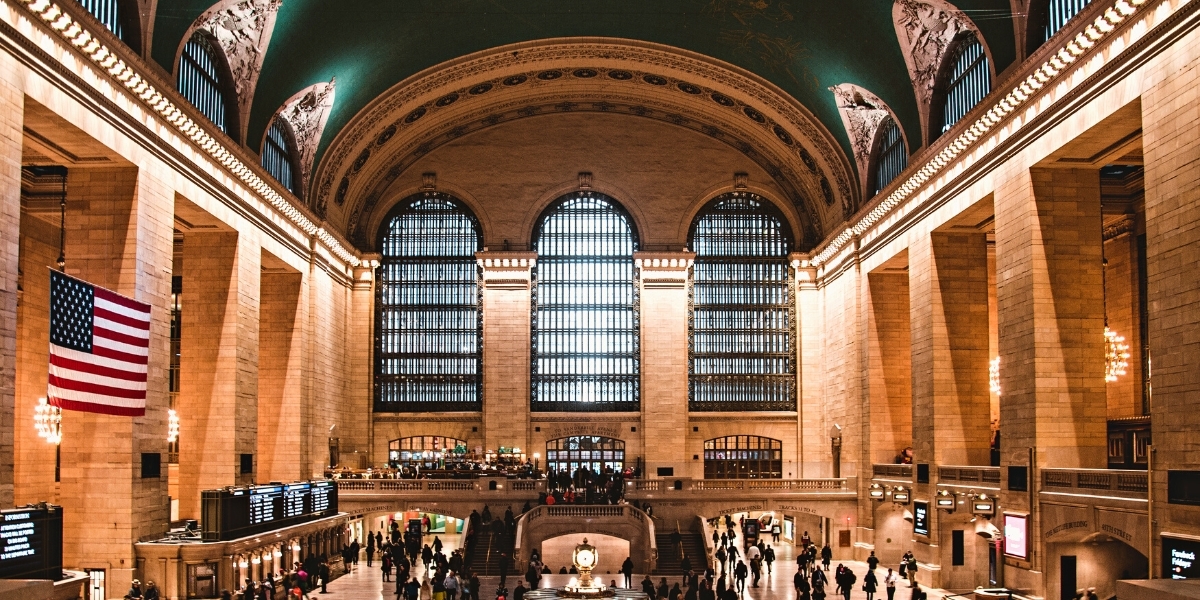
[34,397,61,444]
[1104,327,1131,382]
[989,357,1001,395]
[167,409,180,443]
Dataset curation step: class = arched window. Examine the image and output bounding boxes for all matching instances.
[939,33,991,135]
[532,192,639,412]
[1042,0,1092,42]
[689,193,794,411]
[375,194,482,412]
[178,32,233,137]
[262,118,297,194]
[545,436,626,475]
[873,118,907,196]
[704,435,783,479]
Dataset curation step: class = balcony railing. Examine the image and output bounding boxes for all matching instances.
[872,464,913,479]
[1041,468,1148,498]
[939,466,1001,486]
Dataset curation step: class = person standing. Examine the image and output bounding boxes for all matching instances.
[445,571,459,600]
[884,568,898,600]
[867,551,879,571]
[795,568,811,600]
[820,544,832,571]
[800,531,812,548]
[320,560,331,594]
[352,538,361,566]
[621,557,634,588]
[368,533,377,567]
[383,553,394,582]
[863,569,878,600]
[906,555,918,588]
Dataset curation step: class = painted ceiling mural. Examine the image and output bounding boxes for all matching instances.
[148,0,1018,244]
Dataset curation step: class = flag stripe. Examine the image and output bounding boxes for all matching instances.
[93,287,151,314]
[49,364,146,392]
[48,374,146,399]
[49,354,148,383]
[94,325,150,348]
[50,345,147,374]
[93,334,149,358]
[90,344,149,367]
[48,397,145,417]
[94,307,150,332]
[48,385,146,409]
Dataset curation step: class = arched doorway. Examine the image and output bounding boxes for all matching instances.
[545,436,625,475]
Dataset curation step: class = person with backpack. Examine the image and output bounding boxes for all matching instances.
[839,566,857,600]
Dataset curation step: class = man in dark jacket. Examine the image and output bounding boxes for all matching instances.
[621,557,634,588]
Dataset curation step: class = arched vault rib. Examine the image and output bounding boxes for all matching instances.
[312,39,859,250]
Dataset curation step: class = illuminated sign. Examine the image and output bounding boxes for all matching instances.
[0,505,63,581]
[972,499,995,515]
[892,490,910,503]
[1163,537,1200,579]
[1004,513,1028,560]
[913,501,929,536]
[201,480,339,541]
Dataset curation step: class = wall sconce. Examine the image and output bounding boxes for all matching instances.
[34,397,61,444]
[167,409,180,443]
[869,484,885,500]
[935,490,956,512]
[891,486,910,504]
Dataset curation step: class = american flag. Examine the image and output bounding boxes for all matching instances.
[48,270,150,417]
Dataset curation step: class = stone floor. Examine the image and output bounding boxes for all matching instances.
[319,533,973,600]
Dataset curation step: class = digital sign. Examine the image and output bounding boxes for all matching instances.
[1163,537,1200,579]
[0,505,63,581]
[202,480,338,541]
[1004,513,1028,559]
[913,501,929,536]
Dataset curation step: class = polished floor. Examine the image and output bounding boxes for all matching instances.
[318,534,964,600]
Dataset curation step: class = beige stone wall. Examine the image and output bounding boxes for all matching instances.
[258,268,305,482]
[0,50,21,509]
[14,213,59,505]
[865,270,912,466]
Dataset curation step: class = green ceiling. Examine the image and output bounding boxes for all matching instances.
[150,0,1017,168]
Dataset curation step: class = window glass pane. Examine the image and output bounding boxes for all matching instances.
[177,33,228,134]
[689,193,795,411]
[533,193,639,411]
[941,33,991,134]
[1044,0,1093,41]
[77,0,124,40]
[873,119,907,195]
[262,118,296,193]
[375,194,482,411]
[702,435,783,479]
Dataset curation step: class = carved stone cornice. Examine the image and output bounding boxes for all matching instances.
[477,251,536,290]
[273,79,336,212]
[892,0,981,135]
[831,84,898,202]
[181,0,283,138]
[311,39,859,249]
[635,251,695,289]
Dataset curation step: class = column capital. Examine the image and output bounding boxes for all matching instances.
[476,251,536,289]
[634,251,694,288]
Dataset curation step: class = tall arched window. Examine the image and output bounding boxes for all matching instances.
[1042,0,1092,42]
[375,194,482,412]
[689,192,794,411]
[178,32,233,137]
[939,33,991,135]
[704,435,783,479]
[873,118,907,196]
[262,118,297,194]
[532,192,639,412]
[545,436,626,475]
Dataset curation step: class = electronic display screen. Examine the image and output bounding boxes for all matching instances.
[913,501,929,536]
[1163,537,1200,579]
[201,480,338,541]
[0,506,63,581]
[1004,513,1028,559]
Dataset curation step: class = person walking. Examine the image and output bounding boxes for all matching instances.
[864,569,878,600]
[763,545,774,574]
[733,561,748,595]
[884,568,898,600]
[867,551,879,571]
[621,557,634,588]
[836,566,855,600]
[368,533,377,567]
[445,571,459,600]
[383,553,394,582]
[795,568,811,600]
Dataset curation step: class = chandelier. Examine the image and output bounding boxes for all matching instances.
[988,357,1001,396]
[34,397,61,444]
[1104,327,1131,382]
[167,409,180,443]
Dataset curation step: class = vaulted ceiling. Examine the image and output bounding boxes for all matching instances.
[147,0,1019,247]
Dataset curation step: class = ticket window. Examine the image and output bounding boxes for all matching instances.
[188,562,218,598]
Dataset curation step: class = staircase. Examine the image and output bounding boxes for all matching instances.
[466,531,514,576]
[653,532,705,575]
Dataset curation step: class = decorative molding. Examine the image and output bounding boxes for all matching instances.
[14,0,360,267]
[421,172,437,190]
[1103,216,1136,241]
[893,0,978,125]
[311,39,859,247]
[275,79,335,212]
[831,83,895,209]
[816,0,1163,268]
[182,0,283,137]
[733,172,748,190]
[578,171,593,189]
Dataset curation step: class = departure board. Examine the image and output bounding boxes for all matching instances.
[201,480,338,541]
[0,505,63,581]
